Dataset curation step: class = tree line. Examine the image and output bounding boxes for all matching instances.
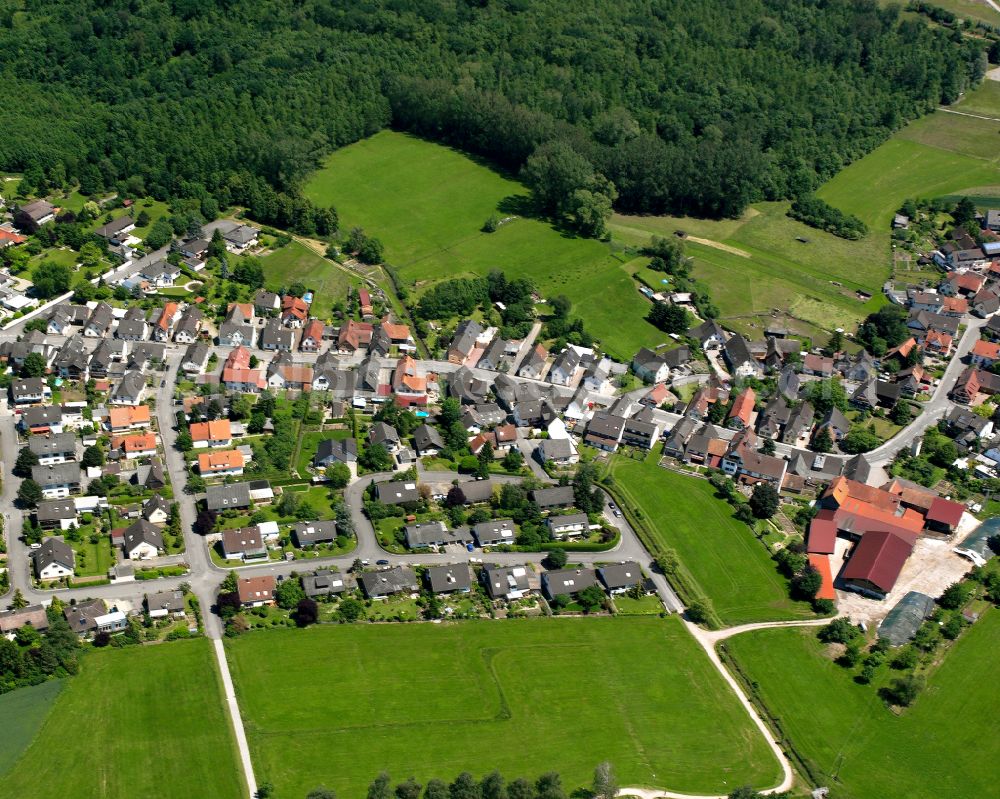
[0,0,988,223]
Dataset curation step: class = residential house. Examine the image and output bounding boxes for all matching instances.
[300,319,325,352]
[121,519,163,559]
[517,344,548,379]
[218,302,256,347]
[118,431,157,459]
[360,566,420,599]
[408,424,442,458]
[392,356,427,405]
[281,295,309,327]
[266,356,314,392]
[404,521,472,549]
[141,494,171,525]
[548,348,581,386]
[924,330,954,357]
[688,319,727,349]
[17,199,56,227]
[205,482,252,512]
[425,564,473,594]
[302,570,349,599]
[472,518,516,547]
[369,421,401,452]
[64,599,107,635]
[598,561,644,594]
[632,348,669,383]
[970,339,1000,368]
[21,405,63,435]
[448,319,484,364]
[542,567,599,599]
[477,336,510,372]
[909,291,944,314]
[260,318,295,352]
[314,437,358,468]
[190,419,232,449]
[33,537,75,580]
[135,458,166,491]
[31,462,81,498]
[375,480,419,505]
[0,605,50,635]
[95,215,136,241]
[47,305,89,336]
[723,334,763,379]
[620,413,661,450]
[107,404,151,433]
[940,271,986,297]
[115,306,148,341]
[181,342,211,374]
[110,371,146,406]
[972,289,1000,318]
[727,387,756,430]
[140,260,181,288]
[802,353,834,377]
[198,449,245,477]
[531,485,575,510]
[223,224,260,253]
[222,346,265,392]
[222,527,268,560]
[36,498,78,530]
[146,590,186,619]
[720,429,787,488]
[253,290,281,315]
[84,302,114,338]
[11,377,50,405]
[547,512,590,539]
[850,377,900,410]
[448,366,490,405]
[481,564,531,600]
[173,307,203,344]
[584,412,626,452]
[337,319,374,352]
[290,521,338,547]
[237,575,276,607]
[539,436,579,465]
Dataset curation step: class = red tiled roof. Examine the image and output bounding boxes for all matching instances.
[807,554,836,600]
[972,339,1000,360]
[190,419,231,442]
[225,346,251,369]
[237,575,276,603]
[840,530,916,594]
[807,510,839,554]
[926,496,964,528]
[199,450,244,472]
[282,296,308,320]
[728,387,755,424]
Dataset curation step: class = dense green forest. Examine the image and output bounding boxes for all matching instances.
[0,0,987,219]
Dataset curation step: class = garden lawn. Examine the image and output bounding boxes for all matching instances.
[227,616,781,798]
[724,608,1000,799]
[0,640,244,799]
[610,456,816,624]
[0,680,63,776]
[295,428,352,477]
[304,131,663,360]
[260,240,359,320]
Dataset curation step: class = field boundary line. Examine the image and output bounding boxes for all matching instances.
[214,639,257,798]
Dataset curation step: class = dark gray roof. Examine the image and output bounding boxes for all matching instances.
[303,569,349,597]
[290,520,338,546]
[146,590,185,614]
[481,563,531,599]
[598,561,643,590]
[413,423,444,452]
[369,422,400,447]
[141,494,172,521]
[206,482,252,511]
[404,521,471,548]
[425,564,473,593]
[33,536,75,574]
[31,461,81,487]
[375,480,420,505]
[360,566,419,598]
[453,480,495,504]
[531,485,575,508]
[36,499,77,522]
[543,567,598,597]
[471,518,516,546]
[315,437,358,465]
[28,432,76,457]
[64,598,107,633]
[123,519,164,551]
[450,319,484,358]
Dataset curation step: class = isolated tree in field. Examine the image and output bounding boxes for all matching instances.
[544,548,567,570]
[81,445,104,469]
[423,779,448,799]
[534,772,565,799]
[14,447,39,477]
[449,772,481,799]
[368,774,394,799]
[686,600,711,625]
[748,483,779,519]
[255,782,275,799]
[17,478,42,507]
[395,778,422,799]
[307,788,336,799]
[479,771,506,799]
[882,674,923,707]
[592,762,618,799]
[20,351,47,377]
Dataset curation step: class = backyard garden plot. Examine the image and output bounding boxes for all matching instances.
[227,616,781,799]
[0,640,244,799]
[258,240,360,320]
[725,609,1000,799]
[610,456,817,625]
[304,131,663,360]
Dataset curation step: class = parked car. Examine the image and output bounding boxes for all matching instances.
[376,559,389,566]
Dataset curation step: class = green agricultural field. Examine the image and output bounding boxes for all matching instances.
[0,680,63,776]
[228,617,781,798]
[725,608,1000,799]
[259,240,360,320]
[609,456,816,625]
[304,131,663,360]
[0,640,244,799]
[953,78,1000,118]
[921,0,1000,27]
